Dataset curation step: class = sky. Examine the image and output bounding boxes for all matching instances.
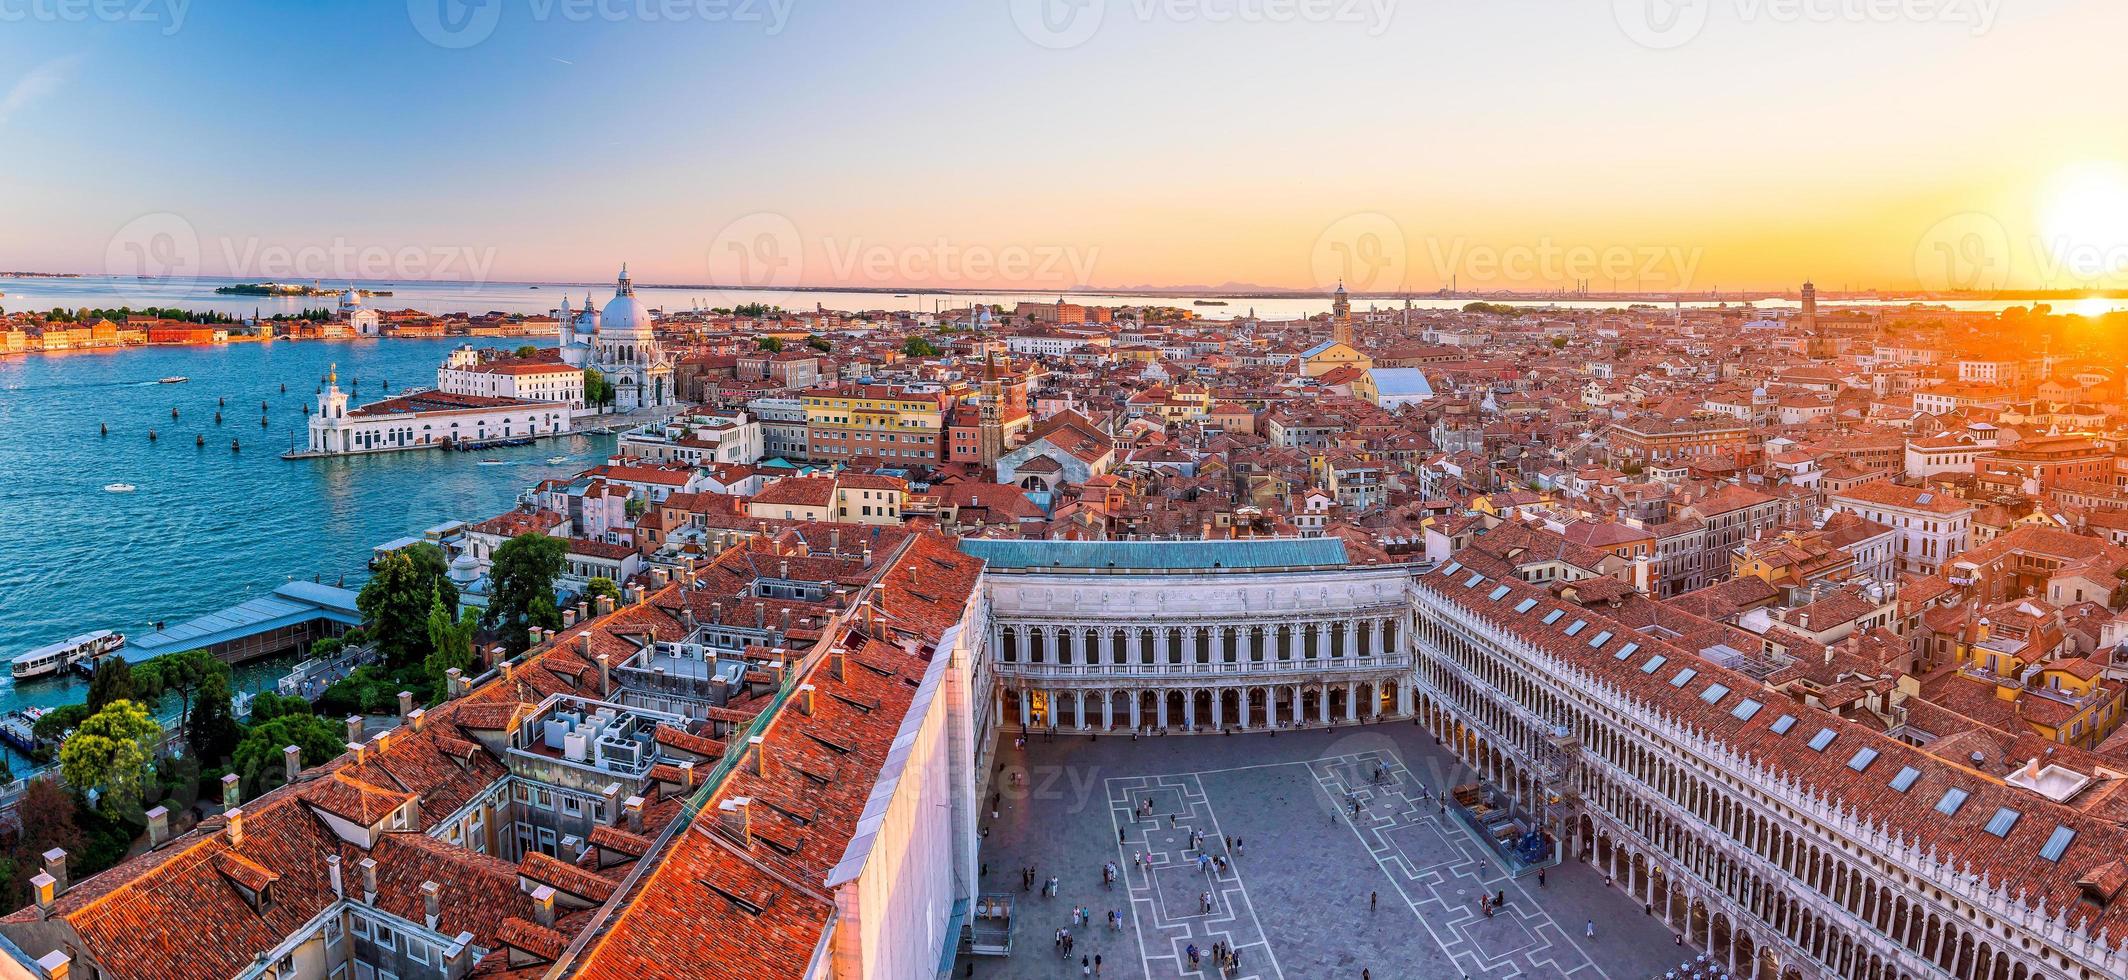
[1,0,2124,294]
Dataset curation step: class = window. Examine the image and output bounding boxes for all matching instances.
[1669,668,1697,688]
[1587,630,1612,648]
[1699,683,1729,704]
[1806,728,1837,752]
[1542,609,1565,625]
[1935,787,1969,816]
[1730,698,1762,721]
[1983,807,2020,837]
[1770,714,1798,735]
[1564,620,1587,637]
[1847,747,1879,772]
[2040,825,2076,862]
[1640,655,1667,673]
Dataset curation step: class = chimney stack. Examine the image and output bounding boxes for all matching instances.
[863,545,873,568]
[225,808,245,848]
[30,873,56,920]
[41,849,67,897]
[602,783,622,825]
[563,607,577,628]
[421,881,441,930]
[221,772,240,812]
[596,595,615,616]
[407,707,426,733]
[653,567,669,588]
[527,627,544,649]
[360,857,379,904]
[798,683,816,716]
[720,797,753,848]
[284,744,303,784]
[147,806,170,848]
[750,735,769,778]
[32,950,67,978]
[779,559,789,579]
[576,600,590,622]
[347,741,366,766]
[679,761,696,788]
[326,855,343,897]
[624,795,644,833]
[445,667,464,698]
[532,885,557,927]
[398,691,415,721]
[597,653,612,697]
[346,715,364,744]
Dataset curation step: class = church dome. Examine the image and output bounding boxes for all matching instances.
[340,287,362,308]
[598,264,653,339]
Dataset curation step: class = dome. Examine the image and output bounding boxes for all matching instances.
[598,265,653,339]
[340,287,362,308]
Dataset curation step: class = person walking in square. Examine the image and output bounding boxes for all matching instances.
[1370,890,1378,912]
[1586,918,1596,939]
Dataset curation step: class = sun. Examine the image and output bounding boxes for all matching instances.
[2039,164,2128,282]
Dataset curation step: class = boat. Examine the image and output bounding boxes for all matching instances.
[104,482,137,493]
[546,455,570,464]
[11,630,125,680]
[478,458,507,465]
[158,376,189,384]
[0,707,47,752]
[1193,300,1229,306]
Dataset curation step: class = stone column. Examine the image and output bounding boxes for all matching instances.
[1071,628,1086,665]
[1184,692,1197,730]
[1212,691,1224,729]
[1100,628,1115,666]
[1398,683,1413,716]
[1314,621,1330,659]
[1345,682,1358,722]
[1156,628,1171,666]
[1018,689,1031,729]
[1129,693,1142,730]
[1266,689,1278,728]
[1157,693,1169,729]
[1102,693,1114,731]
[1293,685,1304,725]
[1239,625,1254,662]
[1318,687,1332,725]
[1344,622,1358,659]
[1371,618,1385,656]
[1075,690,1088,730]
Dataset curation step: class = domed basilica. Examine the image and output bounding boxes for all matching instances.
[558,264,675,410]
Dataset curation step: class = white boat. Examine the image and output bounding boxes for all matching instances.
[104,482,137,493]
[546,455,569,464]
[157,376,189,384]
[12,630,125,680]
[478,458,507,466]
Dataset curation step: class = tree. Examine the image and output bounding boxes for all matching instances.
[15,779,84,863]
[247,691,312,724]
[187,671,241,766]
[903,337,941,358]
[806,335,832,352]
[86,658,136,714]
[232,714,346,795]
[756,336,785,353]
[59,700,161,811]
[358,543,455,669]
[424,588,479,701]
[585,577,622,604]
[514,345,538,357]
[132,648,223,732]
[1549,336,1569,349]
[583,367,615,407]
[31,703,92,745]
[485,533,567,654]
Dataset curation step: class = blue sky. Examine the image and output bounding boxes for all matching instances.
[2,0,2123,291]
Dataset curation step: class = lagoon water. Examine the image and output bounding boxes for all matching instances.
[0,335,614,752]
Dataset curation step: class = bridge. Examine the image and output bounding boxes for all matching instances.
[124,581,362,665]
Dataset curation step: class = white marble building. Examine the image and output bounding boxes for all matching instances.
[558,265,676,411]
[962,538,1415,733]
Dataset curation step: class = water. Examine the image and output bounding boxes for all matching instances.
[0,336,614,768]
[7,274,2109,324]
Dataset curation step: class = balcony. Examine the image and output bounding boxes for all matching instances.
[997,652,1410,681]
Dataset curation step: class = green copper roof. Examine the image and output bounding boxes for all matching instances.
[959,538,1349,571]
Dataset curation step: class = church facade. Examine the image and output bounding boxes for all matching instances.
[557,265,676,411]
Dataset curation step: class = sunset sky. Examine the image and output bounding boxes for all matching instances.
[1,0,2123,293]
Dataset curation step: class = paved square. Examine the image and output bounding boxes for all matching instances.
[963,725,1683,979]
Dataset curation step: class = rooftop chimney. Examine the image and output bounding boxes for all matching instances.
[445,667,464,698]
[596,595,615,616]
[798,683,816,716]
[221,772,240,812]
[347,741,366,766]
[346,715,364,745]
[597,653,612,697]
[326,855,343,897]
[602,783,622,825]
[33,950,67,978]
[653,567,669,588]
[750,735,769,778]
[147,806,170,848]
[30,873,56,920]
[41,849,67,897]
[679,761,696,788]
[624,795,645,833]
[407,707,426,733]
[532,884,557,927]
[284,744,302,785]
[778,559,789,579]
[421,880,441,930]
[563,607,578,628]
[528,627,544,648]
[225,808,245,848]
[360,857,379,904]
[398,690,415,721]
[863,545,873,568]
[720,797,753,848]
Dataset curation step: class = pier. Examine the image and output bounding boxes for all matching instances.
[124,581,362,666]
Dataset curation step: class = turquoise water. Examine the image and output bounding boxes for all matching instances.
[0,337,613,753]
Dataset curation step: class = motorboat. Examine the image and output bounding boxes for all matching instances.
[158,376,189,384]
[478,458,507,465]
[546,455,570,464]
[104,482,137,493]
[12,630,126,680]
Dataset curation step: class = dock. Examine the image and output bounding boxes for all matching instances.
[125,581,363,665]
